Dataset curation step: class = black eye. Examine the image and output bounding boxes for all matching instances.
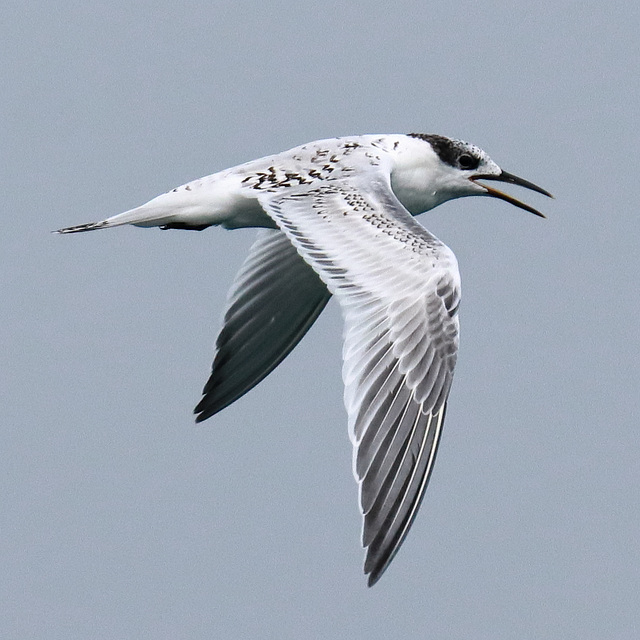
[458,154,478,170]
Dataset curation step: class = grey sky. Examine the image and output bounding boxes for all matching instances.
[2,1,639,638]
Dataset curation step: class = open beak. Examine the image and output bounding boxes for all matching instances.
[470,171,554,218]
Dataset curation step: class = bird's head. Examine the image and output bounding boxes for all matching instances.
[396,133,553,216]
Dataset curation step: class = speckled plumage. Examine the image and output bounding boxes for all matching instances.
[56,133,551,586]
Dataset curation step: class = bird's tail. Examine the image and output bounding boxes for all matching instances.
[55,220,114,234]
[55,172,252,234]
[55,203,178,234]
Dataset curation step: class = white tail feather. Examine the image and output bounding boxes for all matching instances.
[55,202,182,234]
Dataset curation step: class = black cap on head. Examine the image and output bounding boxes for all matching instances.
[408,133,481,171]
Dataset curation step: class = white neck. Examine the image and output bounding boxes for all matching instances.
[389,135,468,215]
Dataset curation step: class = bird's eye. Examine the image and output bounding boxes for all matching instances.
[458,154,478,170]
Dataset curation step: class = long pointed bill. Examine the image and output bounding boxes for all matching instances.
[471,170,553,218]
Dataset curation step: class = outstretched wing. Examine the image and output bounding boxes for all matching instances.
[195,229,331,421]
[258,177,461,586]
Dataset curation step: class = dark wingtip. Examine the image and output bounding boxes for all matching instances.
[193,403,212,423]
[193,389,230,423]
[363,548,393,588]
[366,570,382,588]
[193,392,230,423]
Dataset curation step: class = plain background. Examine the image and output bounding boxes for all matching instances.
[2,1,639,638]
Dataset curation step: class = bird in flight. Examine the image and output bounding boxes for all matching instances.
[57,133,552,586]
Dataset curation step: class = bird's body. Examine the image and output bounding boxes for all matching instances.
[57,133,552,586]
